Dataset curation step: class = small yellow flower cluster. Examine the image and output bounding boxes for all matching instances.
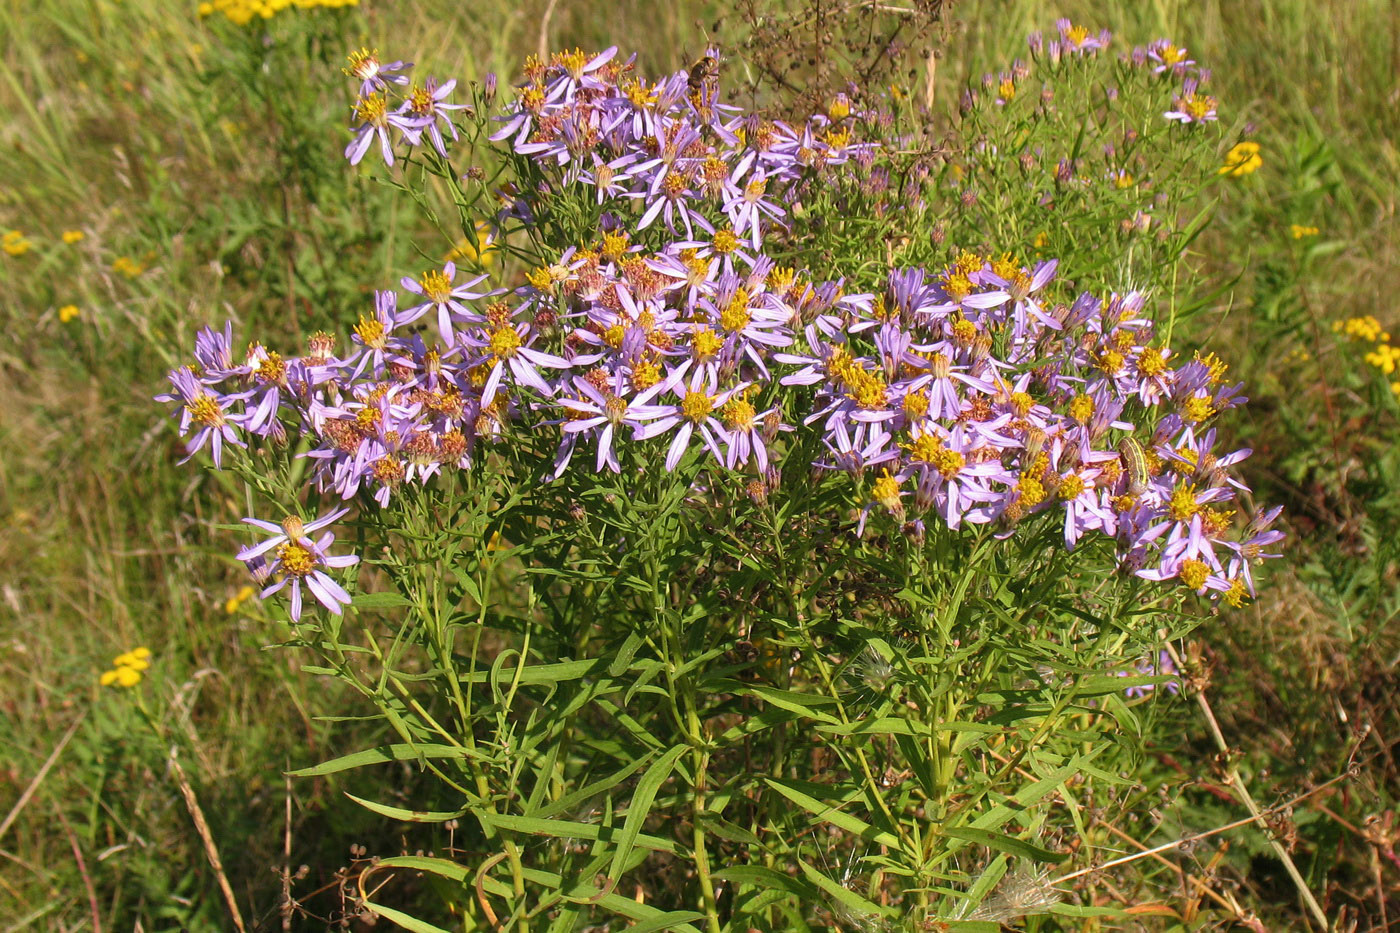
[444,223,497,266]
[100,647,151,688]
[1364,343,1400,375]
[111,256,145,278]
[1332,315,1390,343]
[62,230,85,244]
[1218,141,1261,178]
[3,230,32,256]
[197,0,358,25]
[59,305,81,323]
[1290,224,1320,239]
[1333,316,1400,397]
[224,584,257,614]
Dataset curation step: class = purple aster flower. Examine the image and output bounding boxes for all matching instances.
[346,92,421,167]
[553,368,678,475]
[1147,39,1195,76]
[633,364,748,471]
[397,263,495,342]
[236,509,359,621]
[344,48,411,98]
[465,318,571,406]
[194,322,236,382]
[401,78,468,158]
[156,367,245,468]
[1164,79,1218,124]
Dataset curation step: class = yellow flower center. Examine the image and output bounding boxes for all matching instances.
[1181,396,1215,424]
[942,272,972,301]
[419,269,452,304]
[1179,559,1210,591]
[602,232,629,262]
[692,328,724,359]
[721,397,757,430]
[354,92,389,126]
[1169,483,1201,522]
[846,371,888,410]
[631,358,661,390]
[277,543,315,578]
[1137,348,1168,377]
[1018,474,1046,508]
[681,390,713,422]
[355,315,387,350]
[720,288,751,332]
[344,48,379,80]
[406,84,434,115]
[931,447,965,479]
[1224,577,1250,608]
[186,394,224,427]
[872,470,902,512]
[712,227,739,255]
[489,326,522,359]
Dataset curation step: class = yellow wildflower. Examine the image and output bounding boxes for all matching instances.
[1218,141,1262,177]
[224,584,256,614]
[112,256,144,278]
[100,646,152,688]
[58,305,81,323]
[1332,315,1390,343]
[1364,343,1400,375]
[444,222,497,266]
[61,230,85,244]
[3,230,32,256]
[1289,224,1319,239]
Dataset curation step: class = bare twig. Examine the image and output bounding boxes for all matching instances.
[1165,642,1330,929]
[536,0,562,63]
[168,747,247,933]
[0,712,86,842]
[56,807,101,933]
[282,768,293,933]
[1055,767,1353,887]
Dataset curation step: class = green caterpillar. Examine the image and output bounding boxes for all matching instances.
[1117,436,1149,496]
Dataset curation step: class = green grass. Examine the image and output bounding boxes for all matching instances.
[2,0,1398,928]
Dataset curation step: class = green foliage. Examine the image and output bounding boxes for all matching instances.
[3,0,1399,931]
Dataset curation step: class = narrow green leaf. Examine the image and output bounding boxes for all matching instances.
[712,865,819,899]
[533,754,653,819]
[740,685,841,723]
[344,792,468,824]
[608,744,688,881]
[621,910,707,932]
[288,743,485,777]
[373,855,469,882]
[477,812,678,855]
[362,900,455,933]
[797,860,896,919]
[942,827,1067,864]
[608,632,645,677]
[764,779,901,849]
[352,592,413,609]
[464,657,605,685]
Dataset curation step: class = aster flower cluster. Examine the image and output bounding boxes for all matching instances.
[1018,22,1218,127]
[159,45,1282,624]
[485,47,869,245]
[341,49,466,166]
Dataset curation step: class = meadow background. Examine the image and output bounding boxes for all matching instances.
[2,0,1398,929]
